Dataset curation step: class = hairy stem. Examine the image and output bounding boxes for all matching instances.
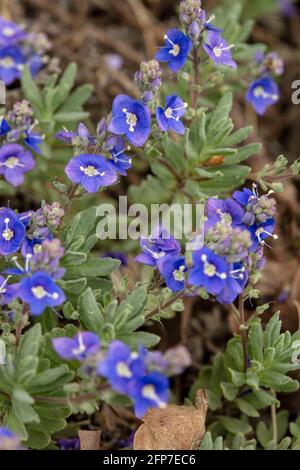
[145,290,185,319]
[239,294,248,372]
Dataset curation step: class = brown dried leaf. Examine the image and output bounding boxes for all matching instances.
[133,390,207,450]
[78,430,101,450]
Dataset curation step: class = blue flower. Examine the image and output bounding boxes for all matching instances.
[0,45,25,85]
[97,340,145,394]
[158,255,187,292]
[18,271,66,316]
[58,438,80,451]
[55,122,96,146]
[0,117,11,136]
[0,427,23,450]
[0,18,26,46]
[0,208,25,255]
[108,137,132,176]
[205,197,245,231]
[0,143,35,186]
[108,95,151,147]
[135,225,181,266]
[216,263,248,304]
[52,332,100,361]
[249,219,278,250]
[233,187,254,207]
[189,247,228,294]
[156,95,187,135]
[65,154,118,193]
[203,32,237,68]
[155,29,192,73]
[246,76,279,115]
[24,130,44,154]
[128,372,169,418]
[0,275,19,305]
[103,251,128,266]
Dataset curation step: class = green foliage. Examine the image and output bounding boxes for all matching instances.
[0,325,72,449]
[191,314,300,449]
[130,93,256,204]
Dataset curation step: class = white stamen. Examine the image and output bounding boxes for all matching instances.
[141,384,166,408]
[201,254,227,279]
[122,108,137,132]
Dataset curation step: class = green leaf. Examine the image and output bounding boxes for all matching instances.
[235,398,259,418]
[219,416,252,435]
[16,324,42,363]
[26,366,74,394]
[248,320,264,363]
[12,389,39,424]
[78,288,104,334]
[220,382,239,401]
[54,111,90,122]
[117,331,160,348]
[25,429,51,450]
[64,257,120,279]
[21,66,43,114]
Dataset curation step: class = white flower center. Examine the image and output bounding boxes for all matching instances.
[253,86,278,100]
[122,108,137,132]
[173,265,186,282]
[80,165,105,177]
[170,44,180,57]
[0,56,15,68]
[2,218,14,241]
[2,27,15,38]
[0,156,23,169]
[165,107,173,119]
[31,285,59,300]
[116,361,132,378]
[201,254,227,279]
[71,333,86,356]
[141,384,166,408]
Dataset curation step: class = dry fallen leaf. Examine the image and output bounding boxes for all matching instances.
[133,390,207,450]
[78,430,101,450]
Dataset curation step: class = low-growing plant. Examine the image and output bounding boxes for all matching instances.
[0,0,299,451]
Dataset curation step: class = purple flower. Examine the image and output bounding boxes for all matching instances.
[0,143,35,186]
[0,45,25,85]
[103,252,128,266]
[164,345,192,375]
[65,154,118,193]
[246,76,279,115]
[108,95,151,147]
[155,29,192,73]
[28,238,65,280]
[205,197,245,230]
[156,95,187,135]
[135,225,181,266]
[158,255,187,292]
[216,263,248,304]
[108,137,132,176]
[97,340,145,394]
[278,0,296,17]
[262,52,284,76]
[249,219,278,250]
[188,247,228,294]
[0,18,26,46]
[0,427,23,450]
[203,32,237,68]
[56,122,96,146]
[0,117,11,136]
[0,275,19,305]
[128,372,169,418]
[58,438,80,451]
[24,130,44,154]
[0,208,25,255]
[52,332,100,361]
[18,271,66,316]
